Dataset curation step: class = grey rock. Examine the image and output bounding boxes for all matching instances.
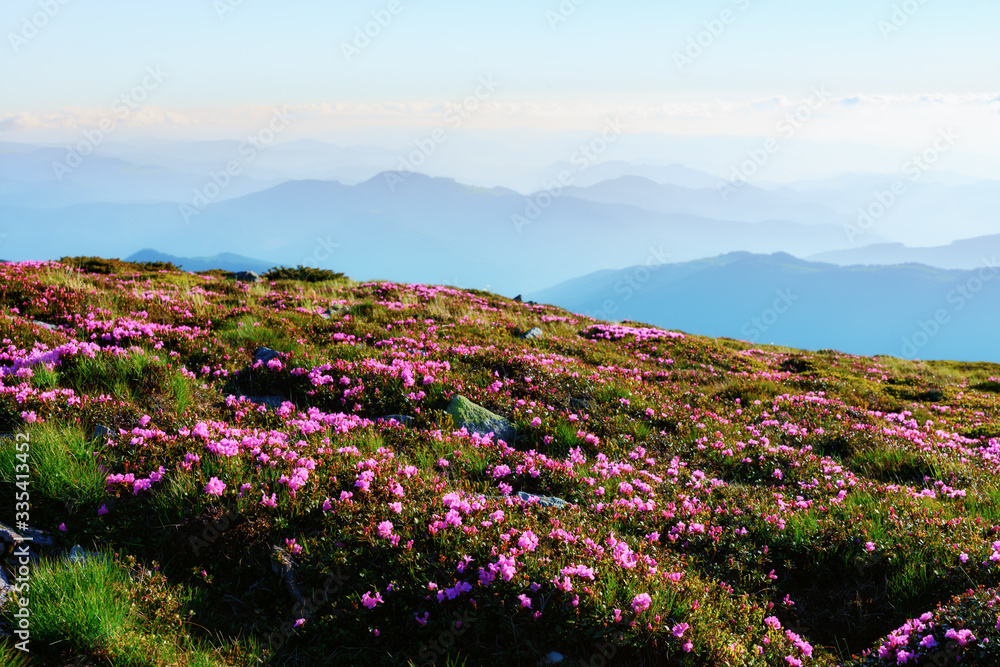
[569,397,591,411]
[513,295,523,303]
[234,271,262,283]
[254,347,282,364]
[516,491,570,509]
[446,395,516,444]
[67,545,107,566]
[377,415,413,426]
[92,424,113,440]
[521,327,544,340]
[244,396,286,409]
[542,652,565,665]
[33,321,58,330]
[320,304,352,320]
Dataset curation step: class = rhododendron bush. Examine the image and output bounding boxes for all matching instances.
[2,259,1000,666]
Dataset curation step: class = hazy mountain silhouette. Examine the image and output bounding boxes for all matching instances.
[530,252,1000,362]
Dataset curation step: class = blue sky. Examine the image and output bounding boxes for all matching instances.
[3,0,997,111]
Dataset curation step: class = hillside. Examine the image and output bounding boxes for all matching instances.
[2,258,1000,666]
[531,252,1000,363]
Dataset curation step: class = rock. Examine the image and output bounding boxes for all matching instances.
[516,491,570,509]
[0,568,12,605]
[271,545,310,619]
[67,545,107,566]
[33,321,58,330]
[320,304,352,320]
[254,347,281,364]
[234,271,262,283]
[513,295,523,303]
[92,424,113,440]
[568,397,591,411]
[521,327,543,340]
[377,415,413,427]
[244,396,286,409]
[446,395,516,444]
[542,652,565,665]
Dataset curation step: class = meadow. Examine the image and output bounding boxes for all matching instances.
[1,257,999,666]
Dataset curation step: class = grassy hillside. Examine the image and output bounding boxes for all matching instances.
[1,258,1000,666]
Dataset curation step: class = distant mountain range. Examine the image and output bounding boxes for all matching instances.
[809,236,1000,270]
[125,249,274,273]
[0,172,880,295]
[530,252,1000,363]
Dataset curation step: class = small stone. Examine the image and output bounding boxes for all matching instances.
[254,347,281,364]
[542,651,565,664]
[234,271,261,283]
[513,295,523,303]
[516,491,570,509]
[377,415,413,427]
[321,304,352,320]
[521,327,543,340]
[92,424,113,440]
[67,545,105,566]
[244,396,286,409]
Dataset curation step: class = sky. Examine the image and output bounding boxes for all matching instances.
[2,0,998,167]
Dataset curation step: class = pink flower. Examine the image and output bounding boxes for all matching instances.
[518,594,532,608]
[58,523,67,531]
[785,658,802,667]
[764,616,781,630]
[285,538,303,555]
[530,417,541,427]
[293,618,305,628]
[631,593,652,615]
[518,530,539,552]
[672,623,689,638]
[377,521,394,539]
[362,591,383,609]
[97,504,109,516]
[204,477,226,496]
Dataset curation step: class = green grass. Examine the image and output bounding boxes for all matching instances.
[6,552,261,666]
[0,422,105,509]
